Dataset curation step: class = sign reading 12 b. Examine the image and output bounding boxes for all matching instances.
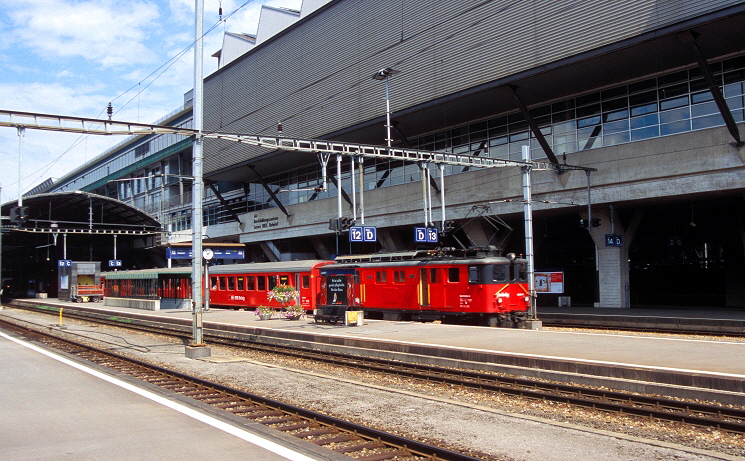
[414,227,439,243]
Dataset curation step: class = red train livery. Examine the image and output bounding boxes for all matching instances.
[316,248,530,327]
[104,248,530,327]
[208,260,334,311]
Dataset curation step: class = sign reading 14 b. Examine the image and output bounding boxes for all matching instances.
[414,227,439,243]
[349,226,377,242]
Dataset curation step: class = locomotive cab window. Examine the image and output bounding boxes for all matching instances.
[210,276,217,290]
[493,265,507,282]
[302,275,309,289]
[429,268,439,283]
[468,266,480,284]
[511,263,528,282]
[447,267,460,283]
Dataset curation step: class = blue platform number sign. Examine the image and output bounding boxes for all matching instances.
[415,227,439,243]
[349,226,377,242]
[58,260,72,267]
[108,260,122,267]
[605,234,622,247]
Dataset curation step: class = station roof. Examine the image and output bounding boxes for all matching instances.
[1,191,161,233]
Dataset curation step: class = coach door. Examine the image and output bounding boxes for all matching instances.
[419,268,429,307]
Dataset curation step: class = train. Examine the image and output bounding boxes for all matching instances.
[104,247,530,327]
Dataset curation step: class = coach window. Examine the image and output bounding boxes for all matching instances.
[302,275,309,289]
[268,276,277,290]
[468,266,480,284]
[257,276,266,291]
[210,276,218,290]
[247,276,255,290]
[376,271,387,283]
[447,267,460,283]
[228,277,235,291]
[219,277,226,290]
[493,265,507,282]
[237,276,245,290]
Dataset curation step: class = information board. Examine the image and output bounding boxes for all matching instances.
[534,271,564,293]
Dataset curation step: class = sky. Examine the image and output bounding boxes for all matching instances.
[0,0,302,204]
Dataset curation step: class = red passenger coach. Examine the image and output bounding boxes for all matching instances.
[208,260,334,311]
[316,248,530,327]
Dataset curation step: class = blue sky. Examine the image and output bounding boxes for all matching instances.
[0,0,301,203]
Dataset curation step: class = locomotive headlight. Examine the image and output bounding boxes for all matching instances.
[497,298,503,304]
[524,296,530,302]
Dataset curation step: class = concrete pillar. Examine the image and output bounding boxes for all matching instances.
[582,208,642,308]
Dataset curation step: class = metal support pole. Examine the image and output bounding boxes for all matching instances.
[358,156,365,225]
[439,164,446,231]
[385,77,392,149]
[17,127,25,207]
[351,156,357,221]
[522,146,537,320]
[113,234,117,261]
[336,154,342,219]
[421,163,428,226]
[190,0,206,350]
[586,171,592,228]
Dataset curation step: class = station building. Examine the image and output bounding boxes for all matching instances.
[9,0,745,308]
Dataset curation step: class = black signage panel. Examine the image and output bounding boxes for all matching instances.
[327,275,348,305]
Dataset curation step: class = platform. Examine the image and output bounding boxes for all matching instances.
[5,298,745,405]
[0,327,341,461]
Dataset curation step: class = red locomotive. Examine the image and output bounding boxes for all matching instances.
[104,248,530,327]
[315,247,530,327]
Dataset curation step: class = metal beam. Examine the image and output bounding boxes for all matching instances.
[0,108,596,172]
[509,85,561,168]
[246,165,291,217]
[207,182,242,224]
[689,32,742,145]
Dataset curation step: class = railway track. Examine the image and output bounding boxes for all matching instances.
[0,317,484,461]
[5,302,745,435]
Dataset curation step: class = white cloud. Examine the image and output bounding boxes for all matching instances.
[6,0,161,68]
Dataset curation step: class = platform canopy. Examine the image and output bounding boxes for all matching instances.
[1,190,161,234]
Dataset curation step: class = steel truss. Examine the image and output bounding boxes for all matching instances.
[0,109,593,172]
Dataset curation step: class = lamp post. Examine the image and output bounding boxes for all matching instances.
[372,68,400,151]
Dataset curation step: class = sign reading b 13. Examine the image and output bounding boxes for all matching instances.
[414,227,439,243]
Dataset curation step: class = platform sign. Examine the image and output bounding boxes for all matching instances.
[167,248,244,259]
[605,234,622,247]
[58,260,72,267]
[108,260,122,267]
[166,248,192,259]
[213,249,245,259]
[349,226,377,242]
[534,271,564,293]
[414,227,439,243]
